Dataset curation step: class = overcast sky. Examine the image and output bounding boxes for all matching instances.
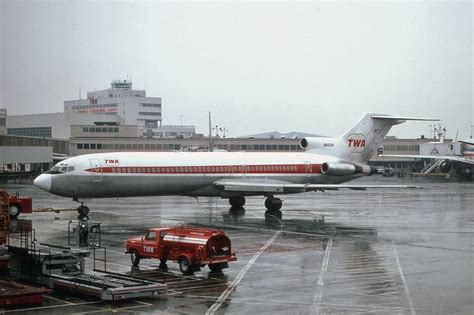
[1,1,472,139]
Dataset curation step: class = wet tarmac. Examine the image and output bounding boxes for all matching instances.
[1,176,473,314]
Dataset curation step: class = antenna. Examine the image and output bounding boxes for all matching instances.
[208,111,213,152]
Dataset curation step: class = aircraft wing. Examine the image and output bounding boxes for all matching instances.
[380,154,474,165]
[213,179,420,193]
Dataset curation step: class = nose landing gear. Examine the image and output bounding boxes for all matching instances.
[77,203,89,216]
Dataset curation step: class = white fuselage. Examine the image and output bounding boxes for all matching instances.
[34,151,360,199]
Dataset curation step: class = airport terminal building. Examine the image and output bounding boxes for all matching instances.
[64,80,162,129]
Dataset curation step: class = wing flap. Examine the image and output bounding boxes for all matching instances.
[213,179,421,194]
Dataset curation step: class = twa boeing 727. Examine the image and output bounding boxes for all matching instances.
[34,113,436,218]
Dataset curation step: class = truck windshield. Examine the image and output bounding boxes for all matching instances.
[145,231,157,240]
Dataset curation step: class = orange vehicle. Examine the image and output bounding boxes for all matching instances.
[0,189,32,219]
[125,225,237,275]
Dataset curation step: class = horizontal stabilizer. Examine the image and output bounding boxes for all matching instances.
[459,139,474,145]
[371,115,439,121]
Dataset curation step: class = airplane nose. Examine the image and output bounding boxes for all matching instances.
[34,174,52,192]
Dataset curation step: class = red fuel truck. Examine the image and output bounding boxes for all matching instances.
[125,225,237,275]
[0,189,32,219]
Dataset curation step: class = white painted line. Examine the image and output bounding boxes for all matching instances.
[311,238,333,315]
[42,294,75,305]
[4,300,104,313]
[205,230,282,315]
[392,239,416,315]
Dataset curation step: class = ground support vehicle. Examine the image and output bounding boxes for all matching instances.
[7,225,167,301]
[125,225,237,275]
[0,188,33,219]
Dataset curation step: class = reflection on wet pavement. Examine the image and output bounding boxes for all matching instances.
[2,177,473,314]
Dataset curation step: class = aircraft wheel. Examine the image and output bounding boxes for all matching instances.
[179,256,194,275]
[265,198,282,211]
[273,198,282,211]
[229,196,245,208]
[9,204,21,218]
[130,249,141,266]
[78,205,90,216]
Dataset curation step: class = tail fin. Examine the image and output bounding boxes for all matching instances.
[340,113,438,163]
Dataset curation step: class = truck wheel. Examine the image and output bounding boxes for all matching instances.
[9,204,21,218]
[209,263,226,273]
[130,249,140,266]
[179,256,194,275]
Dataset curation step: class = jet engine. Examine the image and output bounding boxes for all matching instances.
[439,160,451,173]
[321,162,377,176]
[300,137,336,151]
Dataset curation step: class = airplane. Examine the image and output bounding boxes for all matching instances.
[380,139,474,179]
[33,113,437,218]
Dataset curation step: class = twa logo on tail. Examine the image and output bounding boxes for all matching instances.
[346,134,366,153]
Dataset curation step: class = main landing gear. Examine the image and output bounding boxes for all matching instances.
[229,196,245,208]
[264,197,282,220]
[227,196,283,219]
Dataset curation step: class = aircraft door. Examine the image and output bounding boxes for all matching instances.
[305,161,312,177]
[89,158,102,182]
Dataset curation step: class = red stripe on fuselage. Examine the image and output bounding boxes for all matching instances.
[84,164,322,174]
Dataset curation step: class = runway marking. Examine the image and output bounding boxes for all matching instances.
[311,238,333,315]
[392,239,416,315]
[205,230,282,315]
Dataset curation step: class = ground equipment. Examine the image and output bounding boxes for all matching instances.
[125,224,237,275]
[0,188,32,219]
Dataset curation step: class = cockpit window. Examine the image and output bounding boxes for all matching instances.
[46,164,75,174]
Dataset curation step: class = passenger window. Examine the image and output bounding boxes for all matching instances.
[145,231,157,241]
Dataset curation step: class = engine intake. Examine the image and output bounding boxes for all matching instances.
[321,162,377,176]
